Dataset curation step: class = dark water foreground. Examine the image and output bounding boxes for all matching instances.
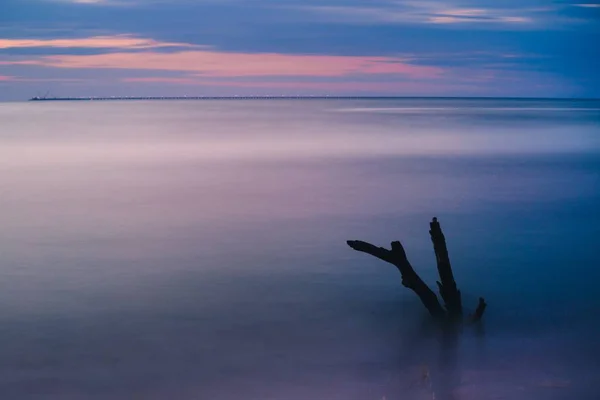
[0,99,599,399]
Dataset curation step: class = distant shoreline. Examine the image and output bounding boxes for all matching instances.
[27,96,600,102]
[27,96,415,102]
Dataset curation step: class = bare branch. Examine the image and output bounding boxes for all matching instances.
[429,217,463,317]
[347,240,394,264]
[347,239,445,318]
[471,297,487,322]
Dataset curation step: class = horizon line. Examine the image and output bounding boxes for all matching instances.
[25,95,600,102]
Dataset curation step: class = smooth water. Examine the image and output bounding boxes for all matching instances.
[0,98,599,399]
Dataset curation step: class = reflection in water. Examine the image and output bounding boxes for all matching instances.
[0,99,599,399]
[435,324,461,400]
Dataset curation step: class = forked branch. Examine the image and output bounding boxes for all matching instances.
[347,218,486,323]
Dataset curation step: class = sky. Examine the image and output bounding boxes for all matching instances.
[0,0,599,100]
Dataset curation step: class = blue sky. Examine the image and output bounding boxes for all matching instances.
[0,0,598,99]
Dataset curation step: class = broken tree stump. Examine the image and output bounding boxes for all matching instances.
[429,217,462,319]
[347,217,486,323]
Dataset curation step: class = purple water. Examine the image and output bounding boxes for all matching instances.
[0,98,599,399]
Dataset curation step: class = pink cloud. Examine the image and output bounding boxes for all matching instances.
[117,65,563,97]
[0,35,196,50]
[2,50,442,79]
[14,77,85,82]
[438,8,487,17]
[429,10,531,24]
[121,77,482,95]
[0,73,84,82]
[123,77,199,84]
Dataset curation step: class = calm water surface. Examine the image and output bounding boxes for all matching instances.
[0,99,599,399]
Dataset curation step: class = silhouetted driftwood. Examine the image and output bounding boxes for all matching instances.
[429,218,462,319]
[347,240,445,317]
[470,297,487,322]
[347,218,486,322]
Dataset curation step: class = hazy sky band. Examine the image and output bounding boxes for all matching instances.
[0,0,599,99]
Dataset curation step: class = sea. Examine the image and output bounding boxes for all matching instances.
[0,98,599,399]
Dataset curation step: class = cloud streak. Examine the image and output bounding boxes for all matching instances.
[0,35,196,50]
[300,1,556,27]
[427,8,532,24]
[3,50,442,78]
[119,77,494,95]
[49,0,137,5]
[1,0,598,99]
